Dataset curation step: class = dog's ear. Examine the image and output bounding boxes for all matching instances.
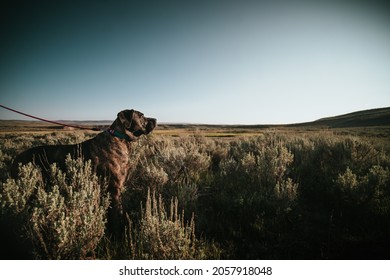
[118,109,134,129]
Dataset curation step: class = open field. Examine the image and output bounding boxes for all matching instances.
[1,107,390,260]
[2,106,389,138]
[1,118,390,142]
[2,119,390,140]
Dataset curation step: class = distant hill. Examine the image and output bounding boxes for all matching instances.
[159,107,390,128]
[308,107,390,128]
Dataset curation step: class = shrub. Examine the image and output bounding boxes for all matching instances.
[122,190,207,260]
[1,163,42,216]
[0,155,109,259]
[123,136,211,215]
[198,135,298,258]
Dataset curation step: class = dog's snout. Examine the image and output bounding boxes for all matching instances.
[146,118,157,133]
[148,118,157,126]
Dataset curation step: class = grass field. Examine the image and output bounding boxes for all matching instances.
[2,118,390,140]
[1,108,390,259]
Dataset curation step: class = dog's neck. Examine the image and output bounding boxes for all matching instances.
[106,118,136,141]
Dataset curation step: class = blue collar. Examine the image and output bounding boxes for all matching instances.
[105,128,132,141]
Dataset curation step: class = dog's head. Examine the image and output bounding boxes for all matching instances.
[116,109,157,141]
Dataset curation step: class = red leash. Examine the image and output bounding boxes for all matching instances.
[0,104,101,131]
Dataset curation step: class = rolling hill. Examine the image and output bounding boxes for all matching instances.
[308,107,390,128]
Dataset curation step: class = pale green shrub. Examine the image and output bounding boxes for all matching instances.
[365,165,390,216]
[0,155,110,259]
[1,163,42,215]
[337,167,358,191]
[123,136,211,213]
[275,178,298,201]
[124,190,205,260]
[218,135,297,199]
[147,137,211,186]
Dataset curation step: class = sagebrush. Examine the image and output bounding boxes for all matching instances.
[1,130,390,259]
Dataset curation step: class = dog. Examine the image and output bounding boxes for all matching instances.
[11,109,157,230]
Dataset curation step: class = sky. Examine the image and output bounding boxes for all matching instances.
[1,0,389,124]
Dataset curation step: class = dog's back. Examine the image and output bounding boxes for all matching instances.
[11,143,84,179]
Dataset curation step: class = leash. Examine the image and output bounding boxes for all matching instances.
[0,104,101,131]
[0,104,133,141]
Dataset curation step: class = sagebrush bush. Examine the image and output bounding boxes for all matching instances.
[136,190,199,259]
[0,155,109,259]
[196,134,299,258]
[1,163,42,215]
[122,136,211,215]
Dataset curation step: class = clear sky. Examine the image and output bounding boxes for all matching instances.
[1,0,389,124]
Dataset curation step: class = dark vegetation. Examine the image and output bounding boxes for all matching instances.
[1,107,390,259]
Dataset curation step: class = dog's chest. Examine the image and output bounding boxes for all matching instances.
[90,136,131,171]
[107,142,130,163]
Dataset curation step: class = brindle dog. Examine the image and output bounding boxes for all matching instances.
[11,109,157,231]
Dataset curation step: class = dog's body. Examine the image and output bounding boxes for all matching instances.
[11,109,156,229]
